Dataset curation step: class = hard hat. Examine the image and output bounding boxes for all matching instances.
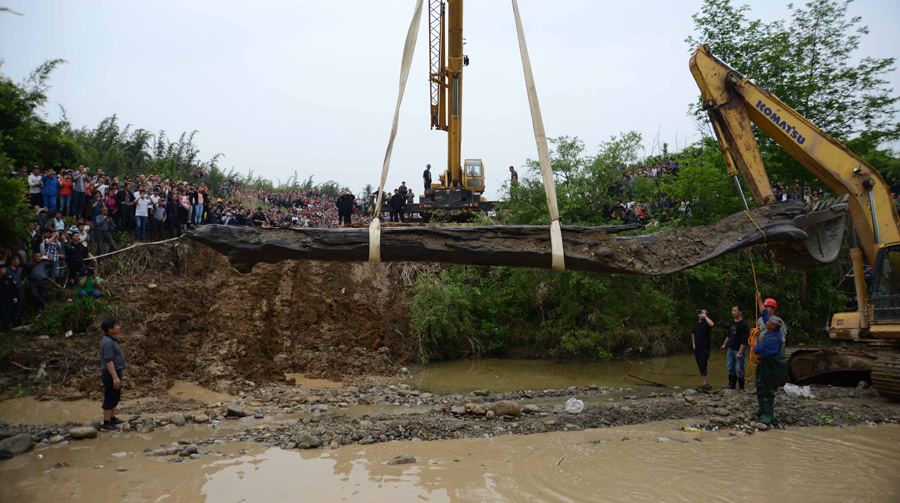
[763,298,778,308]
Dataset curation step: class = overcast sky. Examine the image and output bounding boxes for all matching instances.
[1,0,898,199]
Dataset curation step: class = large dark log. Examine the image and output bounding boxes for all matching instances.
[188,201,809,275]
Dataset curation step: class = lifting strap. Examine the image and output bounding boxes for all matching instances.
[369,0,425,264]
[511,0,565,271]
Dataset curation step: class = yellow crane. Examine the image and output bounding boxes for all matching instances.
[407,0,491,222]
[691,44,900,399]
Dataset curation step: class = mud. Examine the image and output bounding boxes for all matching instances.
[2,419,898,502]
[6,243,417,401]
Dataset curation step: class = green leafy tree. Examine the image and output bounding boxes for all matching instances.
[686,0,899,180]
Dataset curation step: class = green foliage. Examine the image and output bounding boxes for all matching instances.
[686,0,899,181]
[33,297,115,336]
[0,174,30,249]
[0,60,83,170]
[407,270,478,362]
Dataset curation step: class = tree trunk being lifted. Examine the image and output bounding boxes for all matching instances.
[189,200,810,275]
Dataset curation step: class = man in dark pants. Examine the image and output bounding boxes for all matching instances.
[753,315,787,425]
[0,265,17,333]
[336,189,355,225]
[691,308,714,390]
[24,253,52,312]
[720,304,749,390]
[389,189,405,222]
[423,164,432,192]
[100,318,126,431]
[5,256,24,326]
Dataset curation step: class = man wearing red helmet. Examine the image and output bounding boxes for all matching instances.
[756,292,788,345]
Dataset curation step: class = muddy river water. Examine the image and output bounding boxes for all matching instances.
[1,421,898,502]
[408,354,733,394]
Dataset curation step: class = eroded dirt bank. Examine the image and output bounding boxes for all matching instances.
[7,243,420,401]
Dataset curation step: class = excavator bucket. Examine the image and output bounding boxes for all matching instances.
[771,200,848,268]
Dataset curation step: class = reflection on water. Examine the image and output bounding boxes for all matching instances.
[2,421,898,502]
[409,354,731,395]
[202,423,900,503]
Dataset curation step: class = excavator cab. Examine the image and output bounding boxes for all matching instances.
[869,244,900,325]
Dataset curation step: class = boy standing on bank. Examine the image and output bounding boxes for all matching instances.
[100,319,126,431]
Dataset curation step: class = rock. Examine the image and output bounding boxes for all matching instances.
[684,396,697,404]
[254,412,264,419]
[70,427,99,439]
[193,414,210,424]
[150,448,167,457]
[450,406,466,415]
[0,434,34,455]
[190,453,201,460]
[225,404,247,418]
[757,423,769,431]
[471,406,487,416]
[485,410,496,419]
[162,424,178,432]
[489,400,520,417]
[472,390,491,397]
[284,442,297,450]
[715,408,730,417]
[48,435,65,444]
[111,452,127,458]
[141,421,156,434]
[168,413,186,427]
[857,381,869,389]
[330,441,339,449]
[116,467,128,472]
[294,434,322,449]
[180,445,199,457]
[387,455,416,465]
[420,393,433,399]
[87,416,104,431]
[521,404,541,414]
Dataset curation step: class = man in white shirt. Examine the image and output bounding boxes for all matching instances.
[28,166,43,208]
[134,190,151,241]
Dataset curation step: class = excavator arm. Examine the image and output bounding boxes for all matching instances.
[690,44,900,268]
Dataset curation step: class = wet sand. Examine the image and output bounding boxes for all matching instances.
[2,421,897,502]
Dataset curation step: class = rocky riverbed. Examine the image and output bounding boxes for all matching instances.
[2,376,898,462]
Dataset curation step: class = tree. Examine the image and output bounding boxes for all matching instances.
[686,0,899,180]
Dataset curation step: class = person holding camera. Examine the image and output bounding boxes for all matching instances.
[691,308,715,390]
[77,267,102,298]
[94,207,116,257]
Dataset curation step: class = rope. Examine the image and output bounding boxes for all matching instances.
[87,235,185,261]
[742,209,765,381]
[511,0,565,271]
[368,0,424,265]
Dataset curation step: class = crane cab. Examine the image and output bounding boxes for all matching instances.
[462,159,485,198]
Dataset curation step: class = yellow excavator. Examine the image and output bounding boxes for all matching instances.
[404,0,492,222]
[690,44,900,400]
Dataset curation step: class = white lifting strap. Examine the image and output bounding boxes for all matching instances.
[369,0,424,264]
[511,0,565,271]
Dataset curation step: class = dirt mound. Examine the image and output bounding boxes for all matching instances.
[21,241,418,400]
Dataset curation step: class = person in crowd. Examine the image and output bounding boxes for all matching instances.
[166,190,182,237]
[720,303,749,390]
[77,267,102,298]
[59,170,73,216]
[389,189,405,222]
[119,182,135,232]
[94,207,116,257]
[336,189,355,225]
[99,318,126,431]
[28,166,43,208]
[150,196,166,241]
[399,181,408,199]
[752,315,788,425]
[72,165,87,219]
[105,187,119,226]
[40,229,62,284]
[64,232,87,284]
[4,256,24,327]
[24,252,52,311]
[134,188,150,241]
[26,222,41,255]
[0,264,17,333]
[52,211,66,232]
[692,308,714,390]
[41,169,59,214]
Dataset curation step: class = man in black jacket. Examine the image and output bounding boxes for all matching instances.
[389,189,405,223]
[336,189,355,225]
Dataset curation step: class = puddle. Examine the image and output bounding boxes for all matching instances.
[0,396,158,425]
[284,373,343,388]
[167,381,237,405]
[3,422,897,502]
[408,354,733,395]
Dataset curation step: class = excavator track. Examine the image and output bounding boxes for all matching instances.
[872,353,900,401]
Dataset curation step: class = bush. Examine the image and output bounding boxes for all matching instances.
[33,296,115,336]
